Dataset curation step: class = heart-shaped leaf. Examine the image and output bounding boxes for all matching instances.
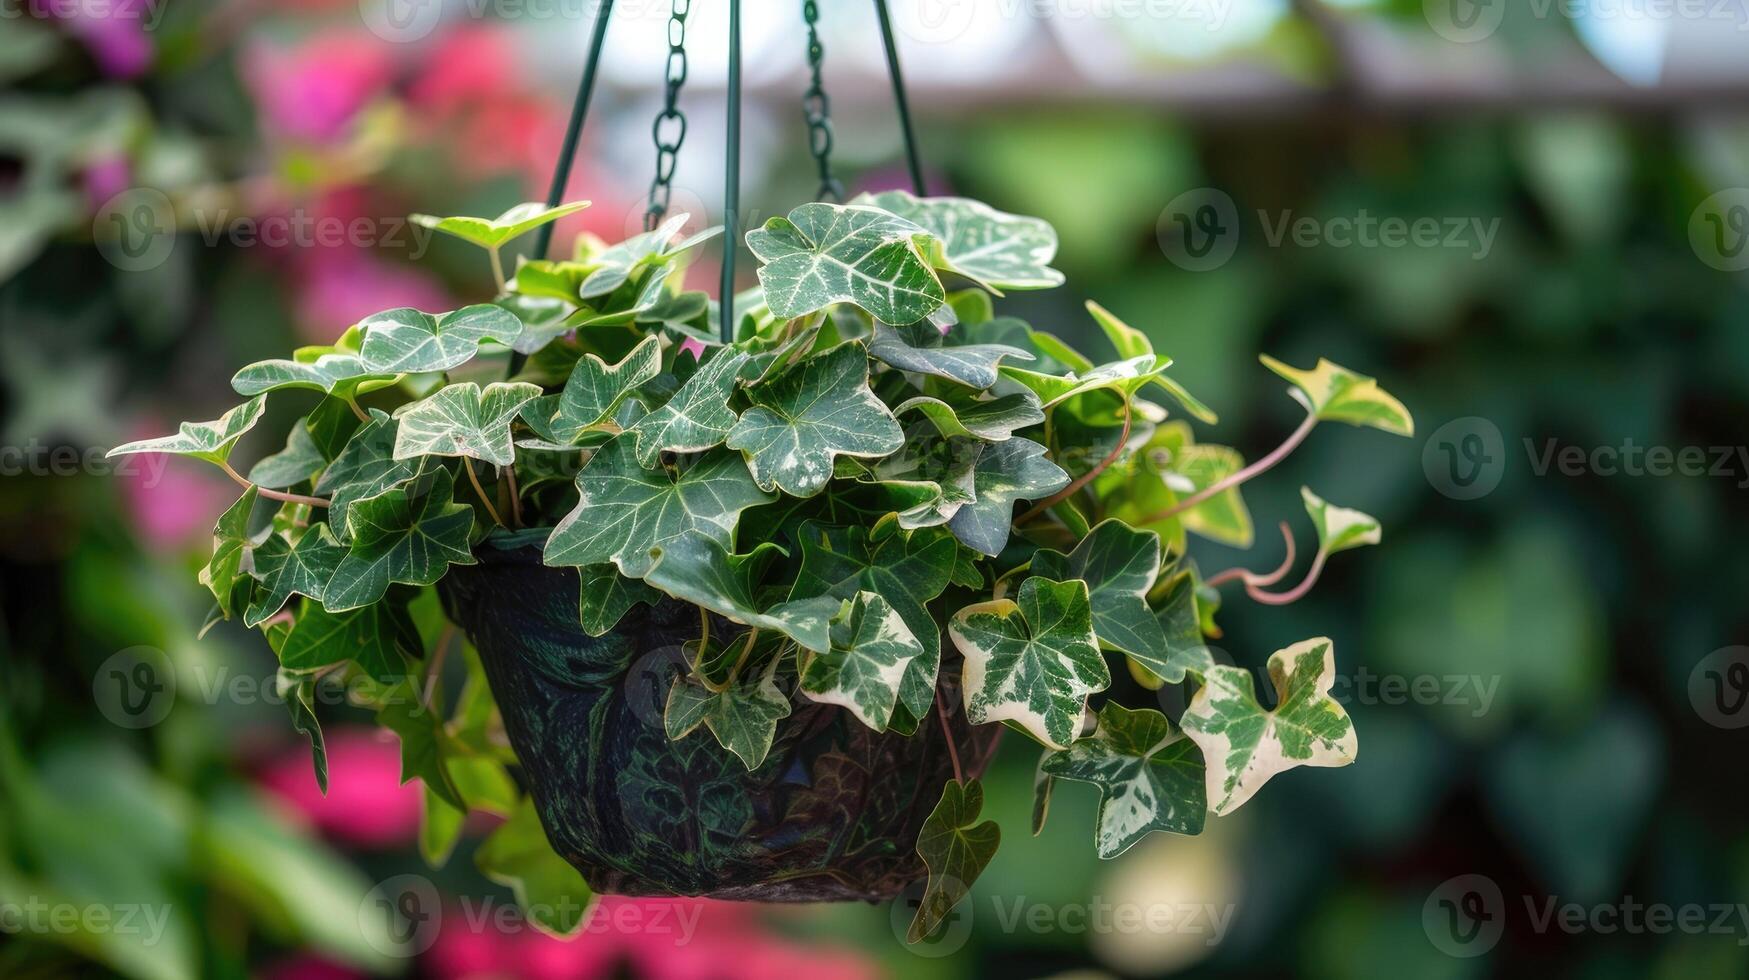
[1032,520,1167,659]
[323,468,479,612]
[278,597,420,686]
[665,651,794,770]
[577,564,661,637]
[726,342,904,497]
[907,778,1000,944]
[627,349,748,467]
[867,320,1034,389]
[108,396,266,466]
[1260,355,1413,436]
[392,381,543,468]
[245,524,347,628]
[798,591,926,732]
[411,200,590,251]
[543,437,771,578]
[947,437,1070,556]
[1302,486,1381,554]
[854,190,1064,292]
[1180,637,1357,815]
[201,487,261,619]
[746,202,946,324]
[359,305,524,374]
[1041,703,1207,858]
[231,351,396,400]
[950,576,1108,749]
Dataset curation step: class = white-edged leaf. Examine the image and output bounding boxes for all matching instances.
[1260,355,1413,436]
[1301,486,1381,554]
[726,342,903,497]
[1041,703,1206,858]
[359,305,524,374]
[949,576,1108,749]
[745,202,946,324]
[853,190,1064,292]
[392,381,543,468]
[107,396,265,466]
[799,591,925,733]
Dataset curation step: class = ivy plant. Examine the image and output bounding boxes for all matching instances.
[113,192,1412,941]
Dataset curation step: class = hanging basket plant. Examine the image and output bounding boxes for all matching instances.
[111,1,1415,943]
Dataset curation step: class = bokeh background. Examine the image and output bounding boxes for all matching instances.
[5,1,1749,977]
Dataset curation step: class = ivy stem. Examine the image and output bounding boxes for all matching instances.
[1017,400,1132,525]
[1205,522,1297,589]
[937,698,964,785]
[423,624,455,716]
[343,396,370,423]
[1245,548,1328,606]
[489,246,507,293]
[463,458,505,527]
[1137,410,1318,526]
[502,465,524,528]
[218,461,331,508]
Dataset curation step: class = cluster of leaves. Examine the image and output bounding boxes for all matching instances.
[113,192,1412,941]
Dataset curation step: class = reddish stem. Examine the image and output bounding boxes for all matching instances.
[1017,402,1132,525]
[219,461,331,509]
[937,699,964,785]
[1246,548,1328,606]
[1138,410,1317,526]
[1205,522,1297,589]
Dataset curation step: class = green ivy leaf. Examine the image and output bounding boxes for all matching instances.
[643,535,838,653]
[574,212,719,298]
[726,342,904,497]
[999,356,1167,409]
[200,487,260,620]
[550,334,661,440]
[313,410,422,537]
[1083,302,1217,423]
[664,653,793,769]
[907,778,1000,944]
[1180,637,1357,815]
[1041,703,1206,858]
[323,469,479,611]
[577,564,661,637]
[948,437,1069,556]
[1260,355,1414,436]
[543,438,771,578]
[359,305,524,374]
[1301,486,1381,554]
[277,598,420,686]
[411,200,590,251]
[230,351,396,400]
[627,349,748,467]
[868,432,980,530]
[1171,443,1252,547]
[107,396,265,466]
[1031,520,1167,659]
[791,517,958,731]
[854,190,1064,291]
[248,423,328,489]
[375,679,465,810]
[799,591,926,732]
[475,796,596,937]
[746,202,946,324]
[392,381,543,468]
[1129,569,1212,685]
[244,524,347,628]
[867,320,1034,389]
[949,576,1108,749]
[275,668,328,793]
[893,388,1044,442]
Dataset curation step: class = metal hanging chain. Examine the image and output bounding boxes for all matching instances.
[800,0,844,202]
[645,0,691,231]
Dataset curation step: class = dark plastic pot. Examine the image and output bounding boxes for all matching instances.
[438,532,999,903]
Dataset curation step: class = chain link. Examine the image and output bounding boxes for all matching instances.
[645,0,691,231]
[801,0,844,202]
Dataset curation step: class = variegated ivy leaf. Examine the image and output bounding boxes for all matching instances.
[278,597,421,686]
[577,564,661,637]
[1170,443,1252,548]
[853,190,1064,292]
[1301,486,1381,554]
[1180,637,1357,815]
[392,381,543,468]
[627,348,748,467]
[1260,355,1413,436]
[1127,568,1214,686]
[231,351,396,400]
[792,516,959,731]
[201,487,261,619]
[314,410,423,537]
[907,778,1000,944]
[107,396,265,466]
[893,389,1044,442]
[867,320,1034,389]
[948,437,1070,556]
[1031,520,1167,660]
[1042,703,1207,858]
[323,468,479,612]
[799,592,925,732]
[248,423,328,489]
[1083,302,1217,423]
[576,213,720,299]
[550,334,661,440]
[244,523,347,628]
[665,652,792,770]
[543,437,772,578]
[869,431,981,529]
[411,200,590,251]
[726,342,904,498]
[359,305,524,374]
[745,202,946,325]
[949,576,1108,749]
[643,535,838,653]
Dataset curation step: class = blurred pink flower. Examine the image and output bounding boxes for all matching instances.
[245,33,394,143]
[258,726,421,848]
[409,26,519,114]
[56,0,153,78]
[294,244,450,344]
[116,422,231,550]
[83,156,132,210]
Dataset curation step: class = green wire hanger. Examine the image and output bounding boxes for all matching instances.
[527,0,929,347]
